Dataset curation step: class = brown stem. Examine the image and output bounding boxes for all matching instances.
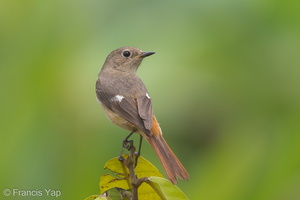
[119,143,149,200]
[128,146,139,200]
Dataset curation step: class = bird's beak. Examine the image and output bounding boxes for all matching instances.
[140,51,155,58]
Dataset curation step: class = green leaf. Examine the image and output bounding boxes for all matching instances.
[147,177,189,200]
[105,188,127,200]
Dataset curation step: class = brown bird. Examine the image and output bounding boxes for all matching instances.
[95,47,189,183]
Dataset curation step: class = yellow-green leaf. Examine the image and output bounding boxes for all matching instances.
[137,181,161,200]
[147,177,189,200]
[104,155,164,179]
[100,155,165,197]
[134,156,164,178]
[104,156,129,176]
[84,195,108,200]
[100,174,130,194]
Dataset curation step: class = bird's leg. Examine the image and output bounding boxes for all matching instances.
[119,130,136,159]
[134,135,143,167]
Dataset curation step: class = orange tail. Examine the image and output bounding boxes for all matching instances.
[146,116,189,184]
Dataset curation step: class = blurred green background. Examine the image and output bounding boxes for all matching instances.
[1,0,300,199]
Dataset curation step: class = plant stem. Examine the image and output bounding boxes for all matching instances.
[119,142,149,200]
[128,146,138,200]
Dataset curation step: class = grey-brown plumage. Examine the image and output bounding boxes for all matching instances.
[96,47,154,135]
[96,47,189,183]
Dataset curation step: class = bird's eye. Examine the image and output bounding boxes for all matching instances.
[122,51,131,58]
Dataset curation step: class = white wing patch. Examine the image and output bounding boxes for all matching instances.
[112,95,124,102]
[146,93,151,99]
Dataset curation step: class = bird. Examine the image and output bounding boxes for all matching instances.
[95,46,189,184]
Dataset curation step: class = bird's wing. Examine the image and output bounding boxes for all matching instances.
[96,88,153,135]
